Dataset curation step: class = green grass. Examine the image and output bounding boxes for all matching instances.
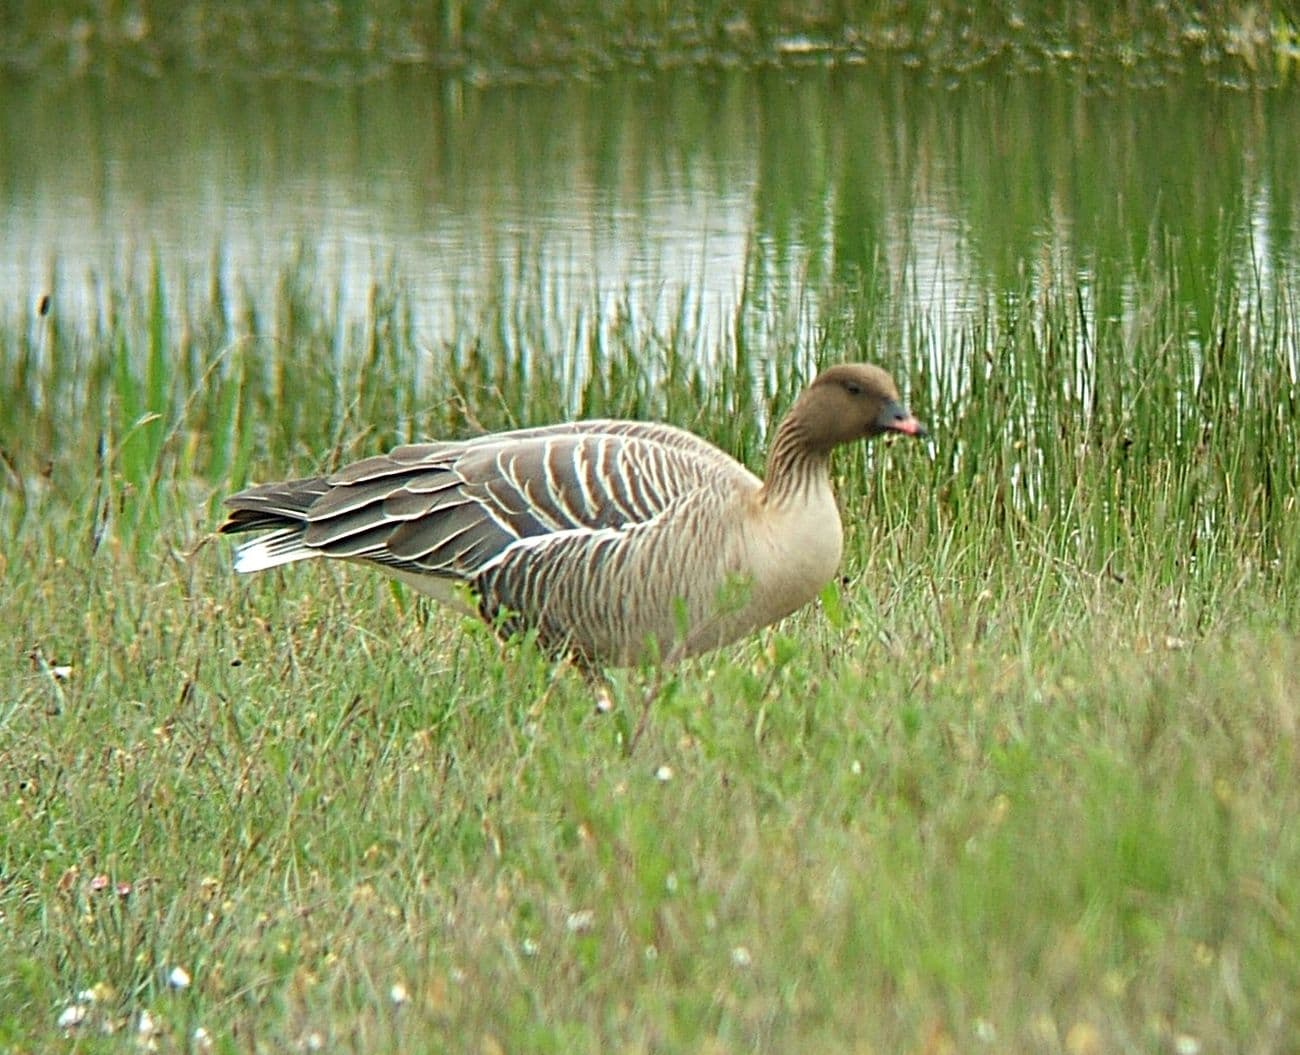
[2,0,1298,84]
[2,245,1300,1052]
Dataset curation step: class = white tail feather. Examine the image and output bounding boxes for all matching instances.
[232,529,319,573]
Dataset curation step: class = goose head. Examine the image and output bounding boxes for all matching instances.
[789,363,926,454]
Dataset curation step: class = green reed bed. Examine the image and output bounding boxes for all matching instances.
[2,1,1295,84]
[2,249,1299,1052]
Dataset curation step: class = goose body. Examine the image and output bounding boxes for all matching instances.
[220,363,924,667]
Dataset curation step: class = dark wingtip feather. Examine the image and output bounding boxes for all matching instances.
[219,476,331,534]
[219,509,285,535]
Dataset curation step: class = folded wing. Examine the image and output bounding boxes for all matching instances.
[220,420,757,588]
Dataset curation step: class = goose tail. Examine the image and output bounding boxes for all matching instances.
[220,476,329,573]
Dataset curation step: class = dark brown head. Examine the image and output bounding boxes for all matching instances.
[788,363,926,453]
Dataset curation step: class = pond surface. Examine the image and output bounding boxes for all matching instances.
[3,67,1298,369]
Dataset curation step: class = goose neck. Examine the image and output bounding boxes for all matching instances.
[761,415,832,507]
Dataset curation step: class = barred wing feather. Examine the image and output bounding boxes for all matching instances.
[222,422,757,588]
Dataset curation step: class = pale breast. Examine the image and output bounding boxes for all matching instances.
[669,481,842,659]
[743,483,844,624]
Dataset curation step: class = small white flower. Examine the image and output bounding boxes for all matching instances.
[654,765,673,782]
[166,965,191,990]
[136,1010,157,1036]
[303,1031,325,1051]
[731,945,752,968]
[57,1004,88,1029]
[192,1026,214,1051]
[1174,1036,1201,1055]
[566,909,595,933]
[520,937,539,957]
[389,982,409,1006]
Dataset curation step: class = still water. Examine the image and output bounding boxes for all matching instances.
[2,68,1297,362]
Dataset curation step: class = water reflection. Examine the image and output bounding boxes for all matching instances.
[1,67,1296,367]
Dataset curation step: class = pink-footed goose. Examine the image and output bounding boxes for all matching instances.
[220,363,924,669]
